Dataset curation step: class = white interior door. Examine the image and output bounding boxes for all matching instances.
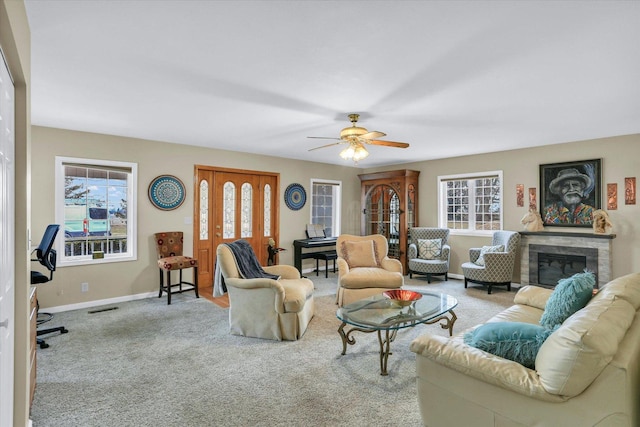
[0,50,16,427]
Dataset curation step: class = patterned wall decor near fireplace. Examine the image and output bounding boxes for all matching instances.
[520,231,615,288]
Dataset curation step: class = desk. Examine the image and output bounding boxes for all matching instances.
[292,237,337,274]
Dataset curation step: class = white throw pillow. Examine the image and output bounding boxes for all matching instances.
[417,239,442,260]
[474,244,504,266]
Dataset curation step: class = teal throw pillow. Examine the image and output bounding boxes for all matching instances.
[539,271,595,329]
[417,238,442,260]
[463,321,556,369]
[474,244,504,266]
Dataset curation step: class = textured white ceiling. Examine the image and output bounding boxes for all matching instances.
[25,1,640,168]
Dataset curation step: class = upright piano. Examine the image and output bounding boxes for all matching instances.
[292,237,338,274]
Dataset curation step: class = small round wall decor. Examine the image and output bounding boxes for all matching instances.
[284,183,306,211]
[148,175,186,211]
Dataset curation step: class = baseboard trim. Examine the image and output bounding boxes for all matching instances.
[43,292,157,313]
[41,272,518,314]
[447,272,523,289]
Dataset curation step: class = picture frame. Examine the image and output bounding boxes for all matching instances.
[516,184,524,207]
[528,187,537,210]
[625,177,636,205]
[539,158,601,227]
[607,183,617,210]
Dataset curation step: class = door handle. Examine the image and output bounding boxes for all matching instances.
[216,232,221,237]
[0,318,8,329]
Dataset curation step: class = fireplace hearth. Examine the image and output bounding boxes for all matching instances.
[520,231,615,288]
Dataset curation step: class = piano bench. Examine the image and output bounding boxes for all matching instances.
[314,250,337,278]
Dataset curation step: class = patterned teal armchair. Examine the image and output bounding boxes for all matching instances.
[461,231,520,294]
[408,228,450,283]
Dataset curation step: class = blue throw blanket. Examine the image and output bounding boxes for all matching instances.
[226,239,280,281]
[214,239,280,296]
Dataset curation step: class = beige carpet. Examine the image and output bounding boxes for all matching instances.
[31,274,515,427]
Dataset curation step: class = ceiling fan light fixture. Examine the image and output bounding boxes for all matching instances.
[353,144,369,161]
[339,144,355,160]
[308,113,407,163]
[340,142,369,162]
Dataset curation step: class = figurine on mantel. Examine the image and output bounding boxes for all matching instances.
[592,209,613,234]
[521,209,545,232]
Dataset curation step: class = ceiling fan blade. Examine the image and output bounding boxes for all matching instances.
[308,141,344,151]
[359,131,386,140]
[307,136,342,140]
[366,140,410,148]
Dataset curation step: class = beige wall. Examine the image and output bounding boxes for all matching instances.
[31,126,363,308]
[33,129,640,310]
[364,133,640,279]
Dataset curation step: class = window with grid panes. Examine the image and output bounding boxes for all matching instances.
[55,156,137,266]
[310,179,341,237]
[438,171,503,234]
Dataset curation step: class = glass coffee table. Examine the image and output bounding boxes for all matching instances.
[336,291,458,376]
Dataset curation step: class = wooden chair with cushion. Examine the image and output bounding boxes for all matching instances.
[336,234,404,307]
[154,231,199,305]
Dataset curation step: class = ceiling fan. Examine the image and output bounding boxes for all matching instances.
[308,114,410,162]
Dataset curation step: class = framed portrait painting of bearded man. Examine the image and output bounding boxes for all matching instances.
[539,159,602,227]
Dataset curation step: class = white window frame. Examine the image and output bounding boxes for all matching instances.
[437,170,503,236]
[55,156,138,266]
[310,178,342,237]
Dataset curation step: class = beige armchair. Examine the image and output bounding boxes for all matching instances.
[336,234,404,307]
[216,243,314,341]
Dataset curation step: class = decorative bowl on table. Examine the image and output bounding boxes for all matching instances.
[383,290,422,307]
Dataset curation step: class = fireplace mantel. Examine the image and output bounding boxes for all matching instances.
[520,231,616,240]
[520,231,615,288]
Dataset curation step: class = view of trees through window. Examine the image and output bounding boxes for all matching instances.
[440,173,502,232]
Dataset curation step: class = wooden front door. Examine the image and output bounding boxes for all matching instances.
[194,166,279,288]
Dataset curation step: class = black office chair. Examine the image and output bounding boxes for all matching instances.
[31,224,68,349]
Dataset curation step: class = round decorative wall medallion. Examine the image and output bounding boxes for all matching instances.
[148,175,186,211]
[284,183,307,211]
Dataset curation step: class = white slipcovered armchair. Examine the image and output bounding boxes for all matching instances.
[216,243,314,341]
[407,227,450,283]
[336,234,404,307]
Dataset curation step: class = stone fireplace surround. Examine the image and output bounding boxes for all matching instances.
[520,231,615,288]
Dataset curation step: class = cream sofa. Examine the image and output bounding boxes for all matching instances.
[410,272,640,427]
